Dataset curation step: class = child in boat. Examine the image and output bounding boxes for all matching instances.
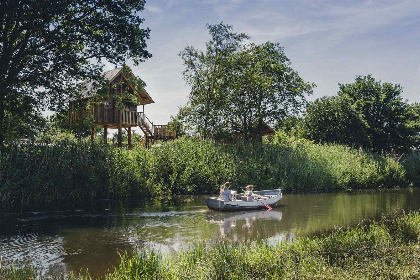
[244,185,263,201]
[219,182,232,201]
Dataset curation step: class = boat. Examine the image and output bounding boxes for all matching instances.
[205,189,282,211]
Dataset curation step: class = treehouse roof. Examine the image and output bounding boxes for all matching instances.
[69,68,154,105]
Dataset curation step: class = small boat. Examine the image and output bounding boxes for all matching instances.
[205,189,282,211]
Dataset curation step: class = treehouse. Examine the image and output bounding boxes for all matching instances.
[68,68,176,148]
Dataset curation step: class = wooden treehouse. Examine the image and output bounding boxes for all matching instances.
[69,68,176,148]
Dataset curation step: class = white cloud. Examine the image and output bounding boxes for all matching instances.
[146,5,163,14]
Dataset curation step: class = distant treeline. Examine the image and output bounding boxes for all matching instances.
[0,137,418,209]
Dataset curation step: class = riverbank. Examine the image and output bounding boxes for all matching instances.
[0,137,418,209]
[1,210,419,279]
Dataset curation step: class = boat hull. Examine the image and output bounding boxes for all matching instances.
[205,189,282,211]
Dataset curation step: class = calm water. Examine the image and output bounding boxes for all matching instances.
[0,188,419,277]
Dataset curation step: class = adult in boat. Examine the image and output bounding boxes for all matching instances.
[219,182,232,201]
[244,185,264,201]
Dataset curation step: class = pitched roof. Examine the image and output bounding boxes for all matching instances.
[68,68,154,104]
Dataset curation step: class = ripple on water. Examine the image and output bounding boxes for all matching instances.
[0,233,67,276]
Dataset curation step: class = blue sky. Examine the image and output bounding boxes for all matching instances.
[105,0,420,125]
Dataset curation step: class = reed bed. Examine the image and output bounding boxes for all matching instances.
[0,137,414,208]
[1,211,419,279]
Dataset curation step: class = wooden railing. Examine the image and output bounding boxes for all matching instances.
[154,125,176,139]
[121,111,176,139]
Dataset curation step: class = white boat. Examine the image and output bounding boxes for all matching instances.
[205,189,282,211]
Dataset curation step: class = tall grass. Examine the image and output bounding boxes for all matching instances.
[0,137,413,208]
[402,151,420,187]
[2,211,419,279]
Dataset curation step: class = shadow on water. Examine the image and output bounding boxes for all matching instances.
[0,188,419,277]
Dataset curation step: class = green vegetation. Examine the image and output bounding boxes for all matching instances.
[2,211,419,279]
[294,75,416,153]
[0,0,151,147]
[178,23,313,141]
[1,137,416,209]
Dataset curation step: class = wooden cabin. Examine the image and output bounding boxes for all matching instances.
[69,68,176,148]
[235,121,276,142]
[250,122,276,137]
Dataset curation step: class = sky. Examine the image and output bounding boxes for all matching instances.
[104,0,420,126]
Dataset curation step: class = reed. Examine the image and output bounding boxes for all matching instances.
[402,151,420,187]
[0,137,414,209]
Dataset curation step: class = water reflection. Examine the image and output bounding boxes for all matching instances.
[0,188,419,277]
[205,210,283,238]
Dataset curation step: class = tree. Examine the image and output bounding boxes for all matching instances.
[179,23,249,139]
[0,0,151,146]
[301,75,414,153]
[301,95,368,147]
[179,23,313,142]
[407,102,420,150]
[227,42,313,142]
[338,75,412,153]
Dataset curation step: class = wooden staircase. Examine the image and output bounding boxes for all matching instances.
[122,111,176,147]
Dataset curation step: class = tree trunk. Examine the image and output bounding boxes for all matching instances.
[91,127,95,143]
[257,91,263,143]
[128,127,132,150]
[103,125,108,144]
[0,93,4,149]
[118,111,122,147]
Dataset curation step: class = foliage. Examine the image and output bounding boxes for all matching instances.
[178,23,313,142]
[0,137,412,209]
[301,95,368,147]
[402,152,420,187]
[179,23,249,139]
[338,75,412,153]
[0,0,151,147]
[3,211,419,279]
[407,102,420,150]
[301,75,415,153]
[2,96,48,142]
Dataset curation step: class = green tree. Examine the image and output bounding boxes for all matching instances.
[338,75,412,153]
[0,0,151,147]
[3,96,47,141]
[227,42,313,142]
[301,95,368,147]
[179,24,313,142]
[301,75,414,153]
[407,102,420,150]
[179,23,249,139]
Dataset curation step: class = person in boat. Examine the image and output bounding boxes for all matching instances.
[219,182,233,201]
[244,185,264,201]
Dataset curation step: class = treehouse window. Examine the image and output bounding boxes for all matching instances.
[104,101,112,109]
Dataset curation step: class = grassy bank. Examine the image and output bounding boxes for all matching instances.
[1,211,419,279]
[0,137,417,208]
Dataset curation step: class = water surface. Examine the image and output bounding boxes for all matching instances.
[0,188,419,277]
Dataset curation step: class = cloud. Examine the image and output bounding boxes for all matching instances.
[146,5,163,14]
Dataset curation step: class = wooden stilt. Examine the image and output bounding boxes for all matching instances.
[91,127,95,143]
[128,127,132,150]
[118,112,123,147]
[104,125,108,144]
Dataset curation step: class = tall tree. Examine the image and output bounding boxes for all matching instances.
[301,95,368,147]
[179,24,313,142]
[301,75,414,153]
[338,75,412,153]
[179,23,249,139]
[227,42,313,142]
[0,0,151,146]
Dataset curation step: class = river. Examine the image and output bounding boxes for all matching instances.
[0,188,419,277]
